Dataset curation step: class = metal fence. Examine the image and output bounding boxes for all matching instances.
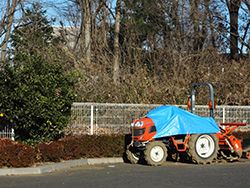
[68,103,250,135]
[0,125,15,140]
[1,103,249,139]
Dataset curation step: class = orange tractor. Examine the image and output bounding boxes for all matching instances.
[126,83,249,165]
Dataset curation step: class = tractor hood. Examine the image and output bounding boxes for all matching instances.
[146,106,220,139]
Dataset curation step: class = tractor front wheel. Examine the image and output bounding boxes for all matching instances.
[187,134,218,164]
[126,145,140,164]
[144,141,167,166]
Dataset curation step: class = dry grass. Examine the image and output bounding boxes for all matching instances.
[74,49,250,105]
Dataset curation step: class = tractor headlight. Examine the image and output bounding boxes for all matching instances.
[134,121,144,127]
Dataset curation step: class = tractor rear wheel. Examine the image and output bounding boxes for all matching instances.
[126,145,140,164]
[144,141,167,166]
[187,134,218,164]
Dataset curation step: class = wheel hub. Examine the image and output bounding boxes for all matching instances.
[150,146,164,162]
[196,135,215,158]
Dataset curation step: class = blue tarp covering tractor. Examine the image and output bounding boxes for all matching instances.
[147,105,219,138]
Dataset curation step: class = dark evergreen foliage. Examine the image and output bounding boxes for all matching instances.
[0,3,76,143]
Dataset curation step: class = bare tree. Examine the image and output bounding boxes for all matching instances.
[83,0,91,64]
[63,0,92,63]
[113,0,121,85]
[0,0,20,62]
[240,0,250,55]
[226,0,242,59]
[204,0,216,48]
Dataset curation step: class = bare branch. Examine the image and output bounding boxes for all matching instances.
[1,0,20,62]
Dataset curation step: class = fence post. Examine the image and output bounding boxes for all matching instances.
[90,105,94,135]
[11,128,15,141]
[222,107,226,129]
[223,107,225,123]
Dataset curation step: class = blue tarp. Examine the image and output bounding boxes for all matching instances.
[146,106,220,139]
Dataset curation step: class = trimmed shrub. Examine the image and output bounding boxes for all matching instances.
[37,135,125,163]
[1,133,250,168]
[0,58,76,144]
[0,3,77,144]
[0,139,36,167]
[60,136,88,160]
[0,135,127,167]
[37,141,65,162]
[60,135,125,160]
[0,56,75,143]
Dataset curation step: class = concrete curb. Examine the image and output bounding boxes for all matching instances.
[0,157,123,176]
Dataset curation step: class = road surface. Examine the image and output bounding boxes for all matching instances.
[0,161,250,188]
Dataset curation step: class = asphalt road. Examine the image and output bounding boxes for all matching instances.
[0,161,250,188]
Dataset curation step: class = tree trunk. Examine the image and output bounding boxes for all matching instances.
[84,0,91,64]
[227,0,241,60]
[190,0,200,51]
[205,0,216,48]
[171,0,182,50]
[113,0,121,85]
[1,0,18,63]
[240,0,250,55]
[172,0,180,34]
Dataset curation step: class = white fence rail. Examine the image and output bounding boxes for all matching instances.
[68,103,250,135]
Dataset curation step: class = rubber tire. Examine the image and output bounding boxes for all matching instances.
[187,134,218,164]
[235,149,243,159]
[126,146,140,164]
[144,141,167,166]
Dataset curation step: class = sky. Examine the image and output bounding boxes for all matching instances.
[41,0,116,26]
